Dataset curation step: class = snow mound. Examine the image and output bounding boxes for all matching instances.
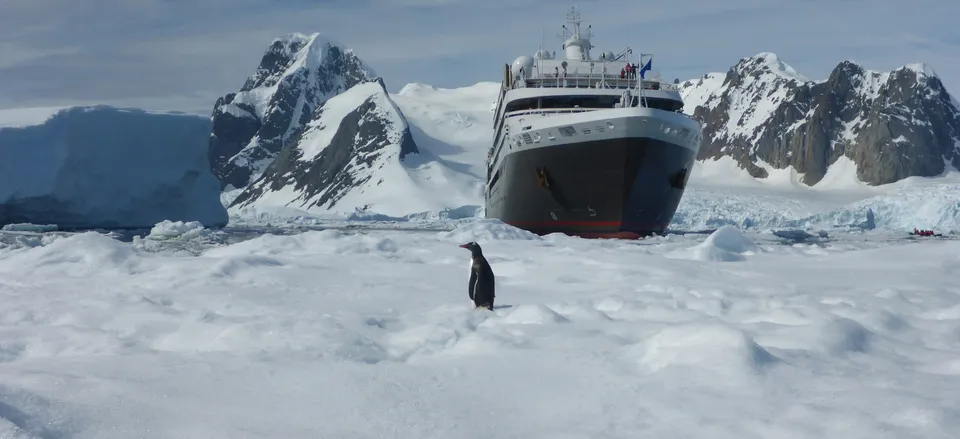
[438,219,541,242]
[204,230,399,259]
[0,231,64,254]
[0,232,139,277]
[383,306,520,361]
[309,231,400,256]
[819,317,874,355]
[0,105,227,229]
[628,323,778,377]
[669,225,758,262]
[501,304,569,325]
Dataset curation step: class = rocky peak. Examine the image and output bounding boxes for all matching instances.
[229,78,421,216]
[731,52,812,84]
[208,33,376,191]
[680,52,960,186]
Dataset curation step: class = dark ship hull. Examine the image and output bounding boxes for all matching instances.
[484,136,696,239]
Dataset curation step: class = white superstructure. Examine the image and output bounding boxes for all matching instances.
[485,7,703,189]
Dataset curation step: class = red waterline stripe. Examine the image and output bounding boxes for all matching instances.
[504,220,664,229]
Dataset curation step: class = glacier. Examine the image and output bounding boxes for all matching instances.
[0,105,228,229]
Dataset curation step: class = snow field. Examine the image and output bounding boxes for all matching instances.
[0,221,959,437]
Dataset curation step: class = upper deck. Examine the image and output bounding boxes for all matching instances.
[491,7,684,122]
[505,67,679,93]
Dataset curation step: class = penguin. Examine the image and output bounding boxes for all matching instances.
[458,241,495,310]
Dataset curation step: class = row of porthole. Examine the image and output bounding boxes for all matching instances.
[661,123,701,144]
[513,120,618,148]
[506,119,702,151]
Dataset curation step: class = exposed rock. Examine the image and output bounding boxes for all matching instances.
[680,53,960,185]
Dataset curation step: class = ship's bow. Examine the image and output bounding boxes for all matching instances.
[488,111,700,238]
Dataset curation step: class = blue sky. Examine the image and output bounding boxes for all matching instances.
[1,0,958,115]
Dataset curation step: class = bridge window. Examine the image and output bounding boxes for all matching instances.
[642,97,684,112]
[504,99,539,112]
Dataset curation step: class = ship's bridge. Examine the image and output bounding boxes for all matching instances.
[506,53,677,92]
[503,7,678,92]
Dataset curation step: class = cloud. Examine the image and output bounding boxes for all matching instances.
[0,0,958,114]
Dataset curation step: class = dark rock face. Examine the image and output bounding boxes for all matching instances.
[680,53,960,185]
[208,33,374,190]
[230,79,419,212]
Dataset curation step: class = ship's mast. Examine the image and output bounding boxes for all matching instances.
[560,5,592,60]
[562,6,592,41]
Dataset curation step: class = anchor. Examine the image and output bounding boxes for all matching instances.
[535,167,551,188]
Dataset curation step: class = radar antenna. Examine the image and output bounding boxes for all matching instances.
[558,5,593,60]
[559,5,592,41]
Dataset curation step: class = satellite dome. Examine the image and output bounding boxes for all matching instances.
[535,49,553,60]
[511,56,534,78]
[601,51,616,61]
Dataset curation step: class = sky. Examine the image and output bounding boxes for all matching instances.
[0,0,958,115]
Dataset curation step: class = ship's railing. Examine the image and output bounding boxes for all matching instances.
[510,75,678,91]
[503,108,592,118]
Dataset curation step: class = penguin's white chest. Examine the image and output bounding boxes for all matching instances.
[468,257,476,304]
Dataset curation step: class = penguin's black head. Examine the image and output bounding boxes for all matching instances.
[458,241,482,254]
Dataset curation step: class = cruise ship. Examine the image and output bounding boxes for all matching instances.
[484,7,703,239]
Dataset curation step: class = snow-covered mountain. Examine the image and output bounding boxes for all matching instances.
[679,53,960,186]
[208,33,375,191]
[0,106,227,229]
[228,79,484,218]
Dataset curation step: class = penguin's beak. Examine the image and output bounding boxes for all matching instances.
[458,244,468,248]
